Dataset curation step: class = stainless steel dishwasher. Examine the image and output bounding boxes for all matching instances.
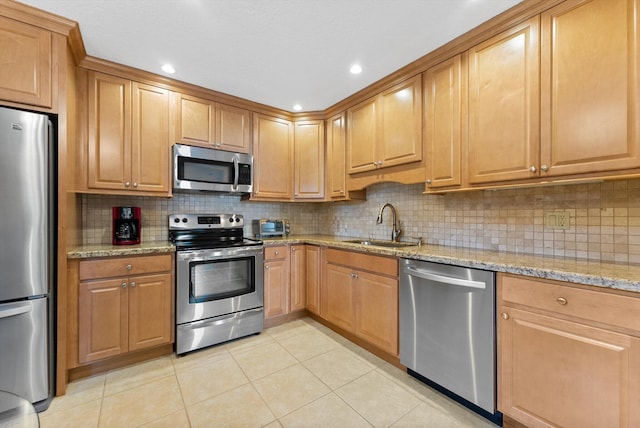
[400,259,501,425]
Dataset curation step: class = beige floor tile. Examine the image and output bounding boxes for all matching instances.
[99,376,184,428]
[177,354,249,405]
[138,408,191,428]
[277,329,340,361]
[232,342,298,381]
[262,420,284,428]
[172,343,231,373]
[103,356,175,396]
[266,318,313,340]
[336,370,422,428]
[39,399,101,428]
[279,393,372,428]
[43,374,105,414]
[225,331,275,355]
[187,383,275,428]
[253,364,330,418]
[303,347,375,390]
[390,401,496,428]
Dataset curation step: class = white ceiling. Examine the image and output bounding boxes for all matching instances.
[20,0,521,112]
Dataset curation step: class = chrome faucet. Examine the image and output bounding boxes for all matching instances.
[376,203,402,242]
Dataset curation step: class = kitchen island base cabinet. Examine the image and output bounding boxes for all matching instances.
[321,248,399,357]
[73,254,174,367]
[498,274,640,428]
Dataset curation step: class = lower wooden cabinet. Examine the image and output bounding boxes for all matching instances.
[321,248,399,356]
[305,245,321,315]
[498,273,640,428]
[264,245,290,318]
[76,254,174,365]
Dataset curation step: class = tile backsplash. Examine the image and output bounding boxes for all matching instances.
[82,178,640,264]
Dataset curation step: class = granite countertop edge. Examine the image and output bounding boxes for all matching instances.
[68,236,640,293]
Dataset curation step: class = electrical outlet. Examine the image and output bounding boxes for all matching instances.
[545,210,570,230]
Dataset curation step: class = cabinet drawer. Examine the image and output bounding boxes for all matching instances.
[79,254,172,280]
[326,248,398,277]
[500,274,640,332]
[264,245,288,261]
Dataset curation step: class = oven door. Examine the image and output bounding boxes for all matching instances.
[176,246,264,325]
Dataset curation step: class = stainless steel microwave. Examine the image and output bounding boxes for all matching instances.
[173,144,253,194]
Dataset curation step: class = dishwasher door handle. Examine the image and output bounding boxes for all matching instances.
[405,266,486,289]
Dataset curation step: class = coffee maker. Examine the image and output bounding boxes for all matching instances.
[112,206,141,245]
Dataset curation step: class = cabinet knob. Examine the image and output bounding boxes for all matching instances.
[501,312,509,320]
[275,251,279,256]
[340,190,344,194]
[350,273,359,278]
[133,182,138,188]
[126,264,132,270]
[529,166,537,173]
[294,193,298,196]
[130,281,136,287]
[541,164,549,172]
[125,181,131,187]
[556,297,568,305]
[121,282,127,288]
[265,265,270,270]
[292,247,296,252]
[425,179,432,185]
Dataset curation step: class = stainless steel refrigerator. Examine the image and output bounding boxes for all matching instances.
[0,106,54,411]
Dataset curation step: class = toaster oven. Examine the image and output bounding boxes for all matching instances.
[253,219,289,238]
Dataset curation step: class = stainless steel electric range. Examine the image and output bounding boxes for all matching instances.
[169,214,264,355]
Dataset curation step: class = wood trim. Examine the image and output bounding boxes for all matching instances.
[263,309,307,329]
[0,0,78,36]
[68,344,173,381]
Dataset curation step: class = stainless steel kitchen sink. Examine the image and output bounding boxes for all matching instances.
[343,239,417,248]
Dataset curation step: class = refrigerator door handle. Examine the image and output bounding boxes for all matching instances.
[0,302,33,319]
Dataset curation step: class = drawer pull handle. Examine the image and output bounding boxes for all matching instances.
[126,264,132,270]
[130,281,136,287]
[275,251,279,256]
[557,297,568,305]
[121,282,127,288]
[501,313,509,320]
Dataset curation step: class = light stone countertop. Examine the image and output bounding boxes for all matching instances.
[67,235,640,293]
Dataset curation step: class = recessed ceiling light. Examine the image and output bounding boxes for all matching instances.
[161,64,176,74]
[350,64,363,75]
[292,104,303,111]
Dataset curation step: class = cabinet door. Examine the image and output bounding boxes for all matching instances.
[131,82,170,194]
[0,17,51,108]
[264,259,289,318]
[305,245,321,315]
[467,17,540,184]
[216,103,251,153]
[425,55,464,189]
[294,120,325,199]
[78,278,128,364]
[354,271,398,356]
[290,245,306,311]
[500,307,640,428]
[326,113,347,199]
[88,72,132,190]
[540,0,640,176]
[321,263,355,332]
[378,75,423,169]
[128,273,173,351]
[174,93,214,147]
[347,97,377,173]
[252,113,293,199]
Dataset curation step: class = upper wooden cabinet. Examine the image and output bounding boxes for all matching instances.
[326,112,348,199]
[252,113,294,200]
[0,16,51,108]
[294,120,325,199]
[170,92,251,153]
[540,0,640,176]
[467,17,540,184]
[347,75,422,174]
[87,71,170,196]
[424,54,465,190]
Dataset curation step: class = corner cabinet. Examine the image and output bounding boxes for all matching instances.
[86,71,170,196]
[347,75,422,173]
[0,16,52,108]
[75,254,174,365]
[498,274,640,428]
[252,113,294,200]
[294,120,325,199]
[170,91,251,153]
[321,248,399,356]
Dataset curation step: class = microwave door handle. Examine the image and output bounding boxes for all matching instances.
[232,156,239,191]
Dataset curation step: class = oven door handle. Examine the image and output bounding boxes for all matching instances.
[186,308,263,329]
